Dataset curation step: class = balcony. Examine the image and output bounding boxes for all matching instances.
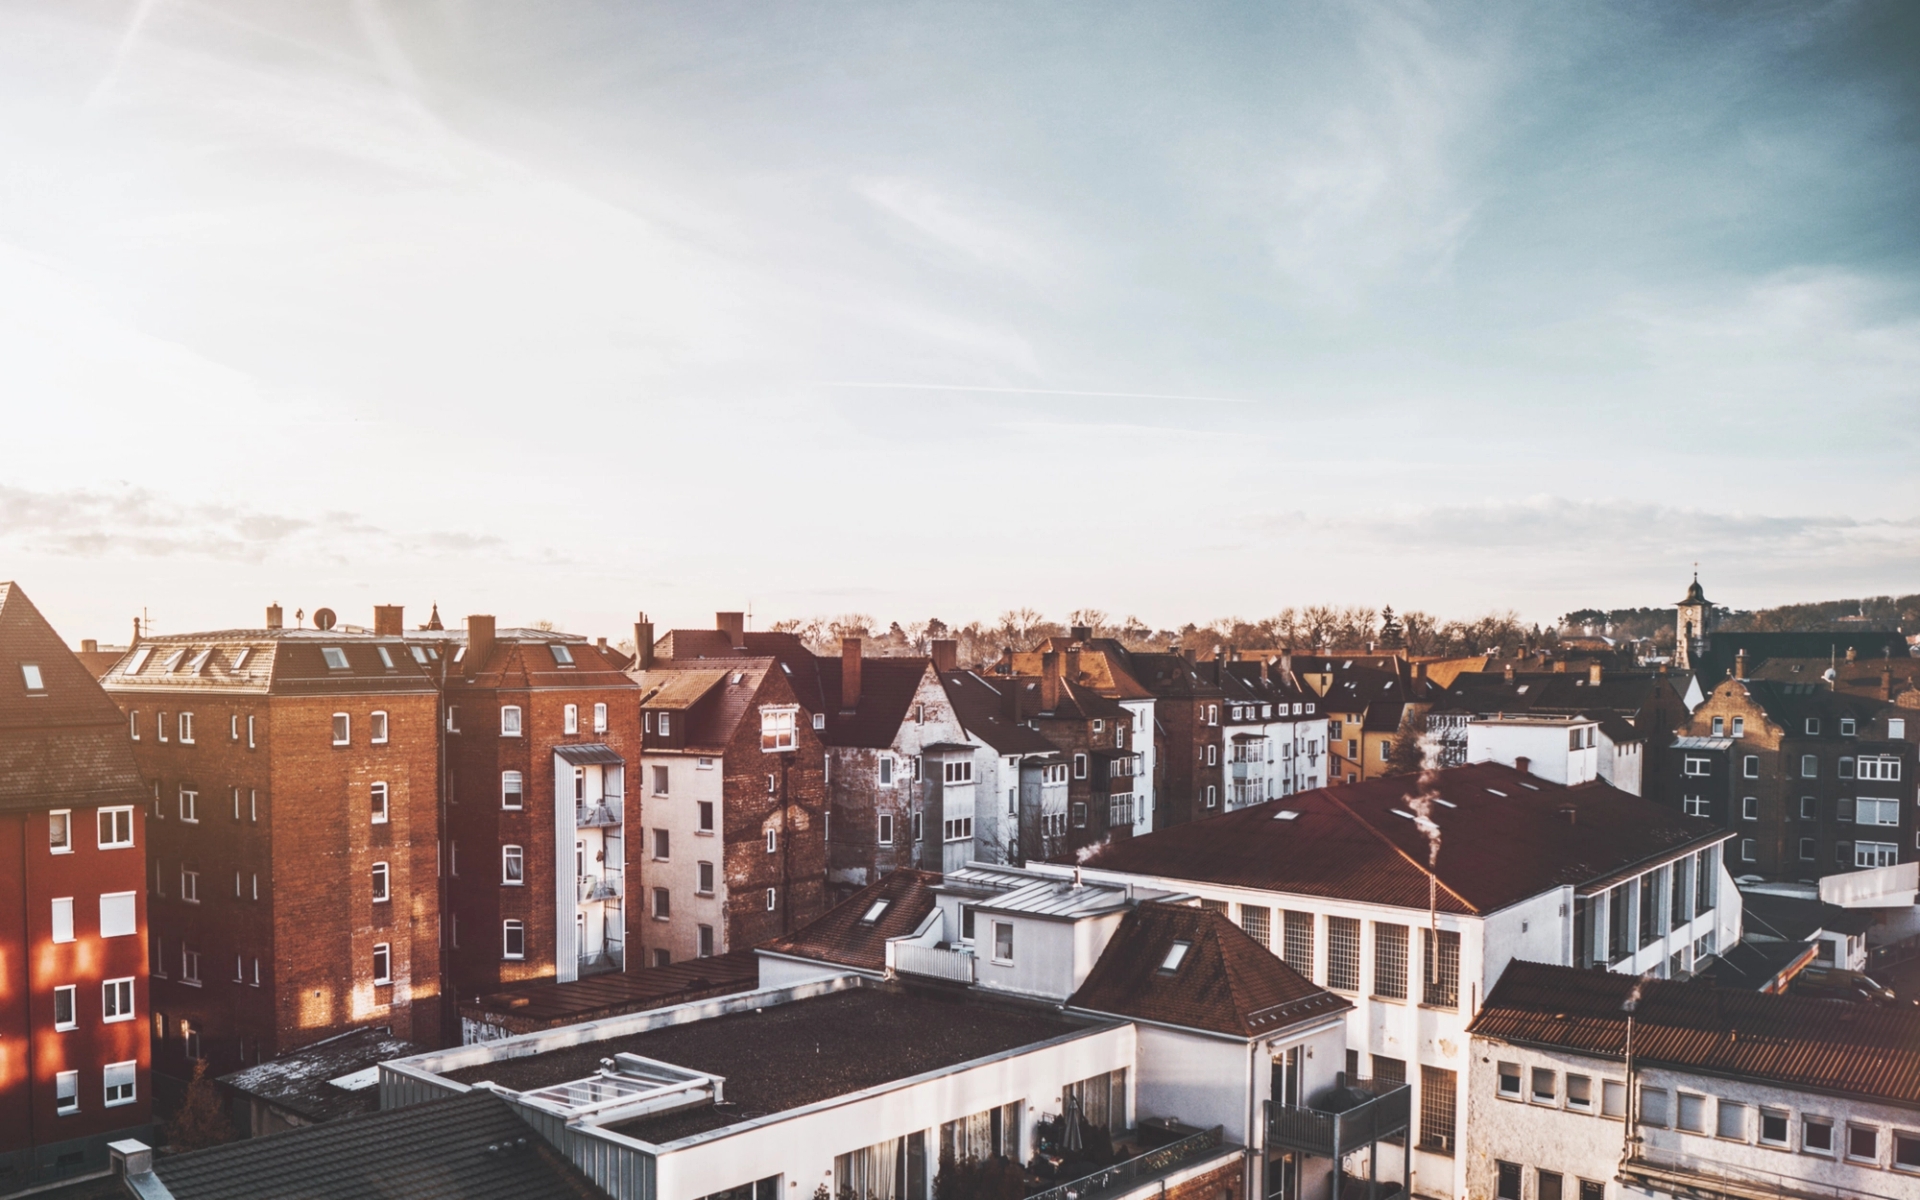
[578,941,623,976]
[1266,1077,1410,1161]
[579,871,623,902]
[576,799,622,828]
[1026,1124,1229,1200]
[893,942,976,984]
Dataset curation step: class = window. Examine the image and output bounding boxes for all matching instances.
[46,982,77,1034]
[1374,923,1408,999]
[322,646,350,670]
[698,925,715,957]
[371,861,390,902]
[1801,754,1819,778]
[1683,756,1711,777]
[56,1070,79,1115]
[503,920,525,959]
[247,714,256,749]
[1418,1065,1456,1155]
[376,646,394,670]
[879,756,894,786]
[1848,1125,1878,1162]
[1206,744,1218,766]
[180,868,199,903]
[1497,1062,1521,1100]
[1208,704,1218,726]
[178,787,199,823]
[1895,1131,1920,1172]
[502,845,523,884]
[1739,838,1755,862]
[656,712,670,736]
[1717,1099,1746,1140]
[1799,837,1816,861]
[98,806,133,849]
[943,759,973,784]
[1238,905,1270,947]
[501,706,522,737]
[1710,716,1724,736]
[370,711,388,743]
[1856,841,1899,868]
[1602,1080,1627,1120]
[1760,1109,1789,1147]
[1682,794,1708,817]
[1800,795,1817,820]
[1743,754,1759,778]
[1566,1074,1592,1112]
[1804,1116,1834,1155]
[100,891,135,938]
[913,810,923,841]
[652,887,670,919]
[878,813,895,845]
[593,702,607,732]
[47,895,77,945]
[1423,927,1460,1008]
[992,920,1014,963]
[1071,801,1087,828]
[488,769,520,812]
[130,710,139,740]
[1496,1162,1521,1200]
[1537,1172,1563,1200]
[1890,718,1908,740]
[1639,1086,1669,1128]
[697,861,714,895]
[1381,740,1392,762]
[1741,796,1757,820]
[765,829,777,853]
[1073,753,1087,779]
[102,975,135,1021]
[372,943,391,985]
[1205,784,1217,808]
[47,808,71,853]
[766,887,777,911]
[760,705,797,752]
[943,816,973,842]
[564,704,579,734]
[331,713,350,745]
[698,801,715,833]
[1859,756,1903,781]
[158,711,169,743]
[1858,797,1901,826]
[1676,1093,1707,1134]
[446,706,461,733]
[1696,845,1718,913]
[1840,757,1855,779]
[1326,917,1360,991]
[1159,940,1192,972]
[1532,1068,1557,1105]
[177,712,194,743]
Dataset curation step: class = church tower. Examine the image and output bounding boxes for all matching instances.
[1674,571,1714,671]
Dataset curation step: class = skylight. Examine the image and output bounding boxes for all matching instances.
[1433,798,1457,809]
[1160,941,1192,972]
[321,647,350,670]
[1273,809,1300,821]
[1391,808,1415,820]
[859,900,890,925]
[1485,788,1507,797]
[162,649,187,672]
[185,648,212,675]
[1519,782,1539,791]
[551,644,575,666]
[377,647,395,669]
[410,645,429,664]
[231,647,252,672]
[124,646,153,675]
[21,663,45,691]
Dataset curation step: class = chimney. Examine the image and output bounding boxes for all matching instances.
[1846,645,1858,663]
[466,615,495,677]
[842,638,863,710]
[931,639,958,673]
[1504,662,1515,684]
[1734,649,1749,681]
[1557,804,1578,826]
[1281,649,1293,675]
[1070,625,1091,642]
[1589,663,1603,686]
[1412,661,1427,682]
[1552,659,1566,673]
[716,612,746,650]
[633,613,654,671]
[1066,648,1082,681]
[1040,651,1062,713]
[1884,664,1895,701]
[1515,755,1531,777]
[131,617,141,647]
[373,605,404,637]
[266,603,284,630]
[82,639,98,654]
[1182,648,1196,664]
[1006,678,1025,723]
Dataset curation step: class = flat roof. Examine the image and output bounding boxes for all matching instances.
[442,985,1106,1145]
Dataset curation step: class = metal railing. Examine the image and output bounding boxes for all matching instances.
[1027,1125,1226,1200]
[581,871,623,901]
[1266,1079,1411,1160]
[895,942,976,984]
[576,800,622,828]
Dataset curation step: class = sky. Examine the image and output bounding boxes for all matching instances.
[1,1,1917,644]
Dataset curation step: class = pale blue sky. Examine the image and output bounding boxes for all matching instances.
[2,1,1916,642]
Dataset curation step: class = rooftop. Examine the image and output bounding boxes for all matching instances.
[761,869,941,972]
[219,1026,420,1124]
[463,952,760,1036]
[441,984,1106,1145]
[942,864,1180,919]
[1471,960,1920,1107]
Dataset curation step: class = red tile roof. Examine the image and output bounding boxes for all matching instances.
[1471,960,1920,1106]
[1070,902,1350,1038]
[760,868,941,971]
[1083,763,1725,915]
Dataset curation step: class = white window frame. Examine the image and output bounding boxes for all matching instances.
[52,897,74,944]
[332,713,350,746]
[766,887,777,911]
[564,704,579,734]
[322,646,350,670]
[372,943,391,985]
[766,829,777,853]
[103,1061,137,1108]
[103,976,134,1022]
[1074,753,1088,779]
[879,812,895,845]
[760,704,798,752]
[54,983,77,1031]
[502,770,524,809]
[992,919,1015,964]
[371,861,390,902]
[500,706,523,737]
[179,788,198,823]
[502,845,524,885]
[370,710,388,744]
[503,919,525,960]
[99,891,136,938]
[697,861,715,895]
[49,809,71,854]
[879,755,894,786]
[98,806,133,849]
[1683,756,1711,777]
[180,867,199,903]
[177,712,194,744]
[56,1070,79,1115]
[593,702,608,733]
[371,781,389,824]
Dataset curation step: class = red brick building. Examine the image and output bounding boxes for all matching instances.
[421,616,639,1003]
[99,604,443,1076]
[0,583,153,1189]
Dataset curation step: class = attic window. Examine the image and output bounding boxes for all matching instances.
[1516,685,1530,694]
[1485,788,1507,797]
[124,647,153,675]
[1391,808,1415,820]
[21,663,45,692]
[732,672,745,685]
[1159,941,1192,972]
[551,644,575,667]
[231,647,252,671]
[859,900,890,925]
[409,645,429,664]
[1519,782,1539,791]
[162,649,187,672]
[1432,797,1458,808]
[453,647,465,663]
[185,649,213,674]
[1273,810,1300,821]
[321,647,350,670]
[377,647,395,669]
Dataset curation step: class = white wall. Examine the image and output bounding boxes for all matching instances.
[636,750,728,963]
[1467,721,1598,787]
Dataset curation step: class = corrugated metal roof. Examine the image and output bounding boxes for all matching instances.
[553,742,625,766]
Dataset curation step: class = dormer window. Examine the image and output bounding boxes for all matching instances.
[186,649,212,675]
[21,663,44,692]
[859,900,890,925]
[321,647,350,670]
[162,649,187,672]
[1159,940,1192,972]
[231,647,252,672]
[1840,717,1855,737]
[1806,718,1820,735]
[550,644,574,667]
[409,645,429,664]
[124,646,153,675]
[377,647,395,670]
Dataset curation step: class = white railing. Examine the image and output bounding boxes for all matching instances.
[581,870,623,901]
[894,943,976,984]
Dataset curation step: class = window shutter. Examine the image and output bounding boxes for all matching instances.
[1837,798,1854,823]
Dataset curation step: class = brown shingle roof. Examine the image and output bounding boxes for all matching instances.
[817,656,931,749]
[1069,903,1350,1038]
[1471,960,1920,1106]
[760,869,941,971]
[1084,763,1725,915]
[938,671,1058,755]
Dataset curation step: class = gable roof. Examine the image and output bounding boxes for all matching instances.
[760,869,942,971]
[937,671,1058,755]
[630,661,775,751]
[1713,678,1894,734]
[455,636,636,692]
[0,582,148,814]
[650,630,826,710]
[1471,960,1920,1107]
[1435,670,1681,721]
[817,655,931,748]
[151,1089,607,1200]
[1084,763,1725,915]
[1694,631,1909,687]
[1069,902,1350,1038]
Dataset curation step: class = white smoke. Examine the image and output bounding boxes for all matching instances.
[1405,769,1443,869]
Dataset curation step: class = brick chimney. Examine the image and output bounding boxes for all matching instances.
[842,638,862,711]
[1515,755,1531,777]
[1735,648,1749,680]
[1040,651,1062,713]
[1504,662,1514,684]
[1281,649,1293,676]
[931,639,958,673]
[1589,663,1603,686]
[266,603,283,630]
[373,605,404,637]
[1006,678,1025,723]
[1066,648,1082,682]
[466,614,495,677]
[81,639,98,654]
[1070,625,1091,642]
[716,612,746,650]
[634,613,654,671]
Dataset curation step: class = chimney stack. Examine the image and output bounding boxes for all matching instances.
[1413,660,1428,682]
[1883,664,1895,701]
[842,637,863,710]
[1006,677,1025,723]
[931,639,958,673]
[1515,755,1531,777]
[1281,649,1293,676]
[266,603,283,630]
[81,639,98,654]
[1734,648,1749,681]
[634,613,654,671]
[1066,648,1082,681]
[1504,662,1515,684]
[1846,645,1858,663]
[131,617,141,647]
[373,605,404,637]
[1070,625,1091,642]
[466,614,495,677]
[1040,651,1062,713]
[716,612,746,650]
[1589,663,1603,686]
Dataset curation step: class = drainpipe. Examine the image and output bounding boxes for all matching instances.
[1246,1039,1259,1200]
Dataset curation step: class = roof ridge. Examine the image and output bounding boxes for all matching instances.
[1320,788,1481,916]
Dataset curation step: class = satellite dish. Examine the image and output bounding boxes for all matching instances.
[313,608,337,632]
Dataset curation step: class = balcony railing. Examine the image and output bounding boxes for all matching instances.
[1027,1125,1226,1200]
[1266,1079,1410,1160]
[580,871,622,902]
[578,941,623,975]
[576,800,622,828]
[894,942,976,984]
